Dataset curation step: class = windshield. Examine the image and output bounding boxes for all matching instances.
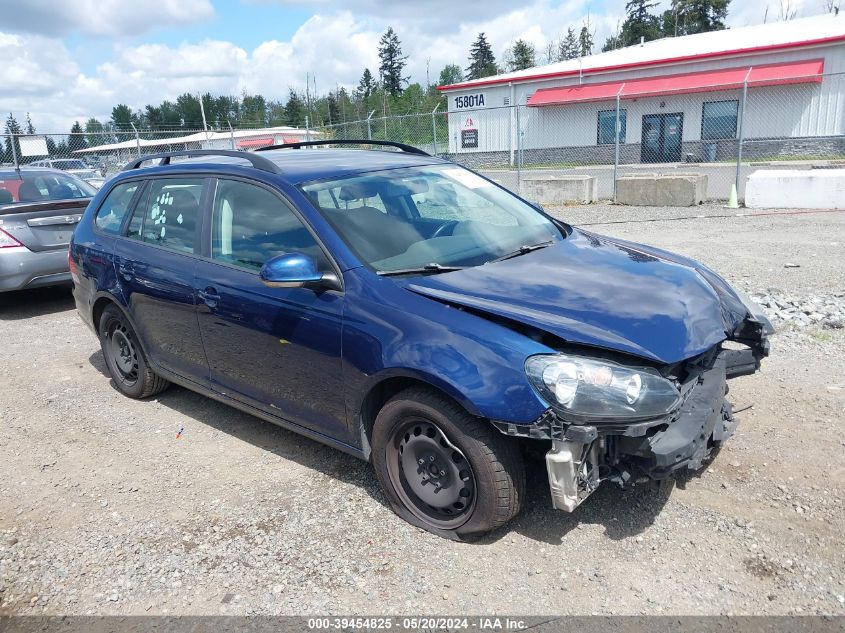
[0,172,97,204]
[300,165,564,273]
[52,160,88,170]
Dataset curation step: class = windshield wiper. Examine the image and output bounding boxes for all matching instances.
[487,240,554,264]
[377,263,466,276]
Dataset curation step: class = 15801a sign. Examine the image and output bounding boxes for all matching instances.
[454,93,485,109]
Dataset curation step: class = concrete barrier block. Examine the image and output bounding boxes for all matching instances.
[615,173,707,206]
[521,175,597,204]
[745,169,845,209]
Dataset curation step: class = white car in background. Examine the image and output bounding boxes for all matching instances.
[28,158,106,189]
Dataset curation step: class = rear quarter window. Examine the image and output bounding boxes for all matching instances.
[94,182,139,234]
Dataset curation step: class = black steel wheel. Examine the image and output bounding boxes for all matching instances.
[98,304,169,399]
[386,419,477,529]
[106,320,139,387]
[372,387,525,539]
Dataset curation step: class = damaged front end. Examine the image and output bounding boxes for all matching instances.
[496,308,772,513]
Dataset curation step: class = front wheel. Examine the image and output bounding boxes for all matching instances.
[98,304,169,399]
[371,387,525,539]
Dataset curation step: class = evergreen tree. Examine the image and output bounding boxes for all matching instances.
[437,64,463,87]
[356,68,377,100]
[175,94,202,128]
[325,92,340,125]
[602,25,625,52]
[84,118,105,147]
[378,27,408,97]
[621,0,662,46]
[559,28,580,60]
[3,113,22,164]
[283,89,307,127]
[509,39,536,71]
[111,104,134,141]
[578,25,594,56]
[25,113,35,135]
[663,0,730,36]
[241,94,267,127]
[68,121,87,153]
[466,32,498,80]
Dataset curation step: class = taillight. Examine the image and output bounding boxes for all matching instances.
[68,248,79,283]
[0,227,23,248]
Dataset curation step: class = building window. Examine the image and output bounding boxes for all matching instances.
[597,109,626,145]
[702,100,738,140]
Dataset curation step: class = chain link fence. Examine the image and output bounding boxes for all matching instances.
[320,69,845,202]
[0,127,325,183]
[3,69,842,202]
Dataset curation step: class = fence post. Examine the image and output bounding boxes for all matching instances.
[613,84,625,203]
[431,103,440,155]
[130,122,140,157]
[228,120,235,150]
[9,133,19,172]
[366,110,375,140]
[516,105,522,194]
[735,68,752,200]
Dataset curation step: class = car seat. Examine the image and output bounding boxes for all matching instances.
[18,181,44,202]
[327,185,423,261]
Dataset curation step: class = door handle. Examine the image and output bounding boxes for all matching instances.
[197,286,220,308]
[118,263,134,281]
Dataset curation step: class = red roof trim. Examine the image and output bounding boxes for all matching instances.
[526,58,825,106]
[237,137,274,148]
[437,33,845,91]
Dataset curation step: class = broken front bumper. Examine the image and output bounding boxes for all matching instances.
[495,348,757,513]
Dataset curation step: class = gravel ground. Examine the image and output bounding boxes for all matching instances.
[0,203,843,616]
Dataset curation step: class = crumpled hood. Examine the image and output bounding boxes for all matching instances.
[405,228,748,364]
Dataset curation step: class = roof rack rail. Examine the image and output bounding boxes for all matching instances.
[254,139,430,156]
[122,149,282,174]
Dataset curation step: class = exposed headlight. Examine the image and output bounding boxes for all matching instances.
[525,354,680,422]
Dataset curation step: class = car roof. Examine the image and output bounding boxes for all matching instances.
[0,166,66,178]
[162,148,446,184]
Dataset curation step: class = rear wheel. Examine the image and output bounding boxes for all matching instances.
[371,387,524,539]
[98,304,169,399]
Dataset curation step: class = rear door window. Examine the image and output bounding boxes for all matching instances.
[127,178,204,253]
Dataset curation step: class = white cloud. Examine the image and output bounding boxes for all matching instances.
[2,0,834,132]
[0,0,215,37]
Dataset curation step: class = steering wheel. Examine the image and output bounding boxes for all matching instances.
[431,220,459,238]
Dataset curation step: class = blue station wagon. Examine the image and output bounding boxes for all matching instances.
[70,142,772,539]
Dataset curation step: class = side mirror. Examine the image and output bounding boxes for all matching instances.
[259,253,340,291]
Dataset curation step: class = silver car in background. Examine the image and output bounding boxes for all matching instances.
[28,158,106,189]
[0,167,96,292]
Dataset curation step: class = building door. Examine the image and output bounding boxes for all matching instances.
[641,113,684,163]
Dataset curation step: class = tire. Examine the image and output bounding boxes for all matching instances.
[98,304,169,399]
[371,387,525,539]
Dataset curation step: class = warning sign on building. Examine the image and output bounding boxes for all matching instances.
[461,117,478,149]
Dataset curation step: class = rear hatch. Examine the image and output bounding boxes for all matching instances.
[0,199,90,252]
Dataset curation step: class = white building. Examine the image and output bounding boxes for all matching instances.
[438,14,845,165]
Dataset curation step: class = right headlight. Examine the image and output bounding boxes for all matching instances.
[525,353,680,422]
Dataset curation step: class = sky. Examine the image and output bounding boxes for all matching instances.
[0,0,836,131]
